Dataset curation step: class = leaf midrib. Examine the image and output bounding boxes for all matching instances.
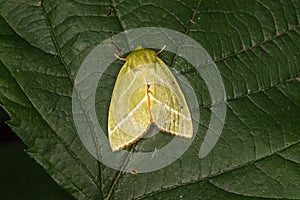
[2,1,299,199]
[97,0,300,199]
[104,1,204,199]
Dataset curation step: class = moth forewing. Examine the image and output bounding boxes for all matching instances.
[148,57,193,138]
[108,58,151,151]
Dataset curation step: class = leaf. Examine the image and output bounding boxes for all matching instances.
[0,0,300,200]
[0,0,56,54]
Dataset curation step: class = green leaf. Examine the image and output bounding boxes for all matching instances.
[1,0,300,199]
[0,0,56,54]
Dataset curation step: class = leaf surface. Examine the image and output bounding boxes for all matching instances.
[0,0,300,199]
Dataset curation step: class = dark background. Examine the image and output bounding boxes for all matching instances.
[0,107,73,200]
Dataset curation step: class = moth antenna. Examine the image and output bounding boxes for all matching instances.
[114,53,126,61]
[156,45,166,55]
[110,32,123,53]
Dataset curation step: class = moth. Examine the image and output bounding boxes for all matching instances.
[108,46,193,151]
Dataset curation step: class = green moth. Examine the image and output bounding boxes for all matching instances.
[108,46,193,151]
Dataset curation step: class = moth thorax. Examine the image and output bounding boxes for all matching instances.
[127,49,157,68]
